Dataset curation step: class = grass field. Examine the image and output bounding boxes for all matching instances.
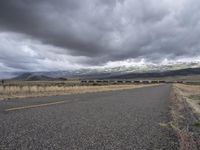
[171,84,200,150]
[174,84,200,114]
[0,80,81,86]
[0,80,158,100]
[135,75,200,82]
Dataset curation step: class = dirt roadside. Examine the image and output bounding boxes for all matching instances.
[170,84,200,150]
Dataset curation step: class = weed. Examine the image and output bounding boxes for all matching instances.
[188,95,200,100]
[193,121,200,127]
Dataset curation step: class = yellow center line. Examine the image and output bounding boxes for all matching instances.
[5,101,65,111]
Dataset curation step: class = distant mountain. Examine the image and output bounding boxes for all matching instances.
[9,67,200,80]
[13,73,57,81]
[1,60,200,80]
[107,67,200,79]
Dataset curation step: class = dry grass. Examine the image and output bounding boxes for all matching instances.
[0,83,157,100]
[170,84,200,150]
[0,80,81,86]
[174,84,200,114]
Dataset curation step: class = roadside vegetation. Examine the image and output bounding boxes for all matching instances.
[170,84,200,150]
[175,84,200,114]
[0,80,157,100]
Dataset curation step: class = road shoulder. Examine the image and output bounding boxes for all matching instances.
[170,84,200,150]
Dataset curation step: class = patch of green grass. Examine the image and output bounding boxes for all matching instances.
[188,95,200,100]
[194,121,200,127]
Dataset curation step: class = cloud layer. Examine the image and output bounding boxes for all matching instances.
[0,0,200,72]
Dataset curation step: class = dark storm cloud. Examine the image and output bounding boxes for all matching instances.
[0,0,114,57]
[0,0,200,71]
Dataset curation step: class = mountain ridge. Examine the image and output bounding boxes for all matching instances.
[5,67,200,80]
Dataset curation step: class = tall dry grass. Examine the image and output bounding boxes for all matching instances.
[174,84,200,114]
[0,84,157,100]
[171,84,200,150]
[175,84,200,95]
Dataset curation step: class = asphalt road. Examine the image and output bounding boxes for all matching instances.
[0,85,178,150]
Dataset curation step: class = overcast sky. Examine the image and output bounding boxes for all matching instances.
[0,0,200,72]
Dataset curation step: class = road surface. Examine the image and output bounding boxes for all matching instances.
[0,85,178,149]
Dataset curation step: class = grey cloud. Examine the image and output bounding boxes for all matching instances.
[0,0,111,57]
[0,0,200,71]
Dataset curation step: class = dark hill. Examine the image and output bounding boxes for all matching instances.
[14,73,55,81]
[12,67,200,80]
[107,68,200,79]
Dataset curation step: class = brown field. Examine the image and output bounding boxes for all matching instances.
[174,84,200,114]
[0,81,158,100]
[137,75,200,82]
[171,84,200,150]
[0,80,81,86]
